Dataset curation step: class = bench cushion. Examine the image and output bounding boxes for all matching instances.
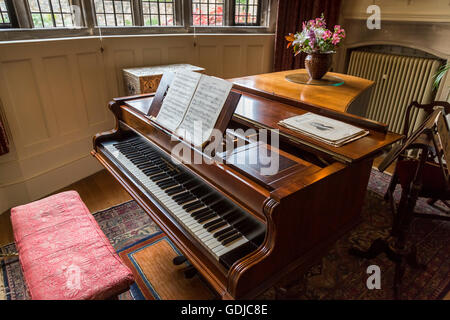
[11,191,134,300]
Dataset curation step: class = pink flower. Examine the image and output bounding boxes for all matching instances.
[334,25,346,38]
[332,33,341,45]
[322,30,332,40]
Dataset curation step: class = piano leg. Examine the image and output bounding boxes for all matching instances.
[182,265,198,279]
[173,255,198,278]
[173,255,187,265]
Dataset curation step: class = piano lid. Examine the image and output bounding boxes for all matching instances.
[229,69,374,114]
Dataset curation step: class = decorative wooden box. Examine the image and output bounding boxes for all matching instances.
[123,64,205,95]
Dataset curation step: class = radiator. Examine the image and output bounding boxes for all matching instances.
[347,51,442,134]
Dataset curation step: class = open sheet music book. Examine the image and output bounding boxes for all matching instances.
[279,113,369,147]
[153,70,233,147]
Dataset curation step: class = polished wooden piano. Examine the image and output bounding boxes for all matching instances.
[92,72,401,299]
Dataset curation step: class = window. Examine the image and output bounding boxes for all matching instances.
[1,0,18,28]
[142,0,175,26]
[0,1,10,26]
[0,0,273,40]
[93,0,133,26]
[0,0,11,28]
[27,0,75,28]
[192,0,223,26]
[234,0,260,26]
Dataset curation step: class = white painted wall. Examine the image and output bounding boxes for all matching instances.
[341,0,450,22]
[0,33,275,212]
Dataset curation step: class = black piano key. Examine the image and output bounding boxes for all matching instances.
[144,168,163,176]
[191,208,212,218]
[193,208,215,219]
[222,210,241,224]
[222,234,243,246]
[206,221,227,232]
[157,180,178,189]
[182,180,198,189]
[176,195,196,205]
[214,226,234,238]
[150,173,170,182]
[219,242,258,269]
[233,217,253,231]
[197,213,218,223]
[166,186,185,196]
[167,172,183,181]
[153,160,166,166]
[131,158,150,166]
[172,191,190,201]
[203,218,223,229]
[202,194,221,205]
[144,167,161,174]
[210,200,229,211]
[190,186,209,197]
[187,205,207,213]
[217,229,239,242]
[167,169,180,176]
[124,152,142,159]
[137,163,155,170]
[182,201,204,211]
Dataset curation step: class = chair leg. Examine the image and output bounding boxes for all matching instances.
[384,172,398,201]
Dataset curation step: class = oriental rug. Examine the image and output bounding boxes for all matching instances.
[1,169,449,300]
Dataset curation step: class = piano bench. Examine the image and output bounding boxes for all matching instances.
[10,191,135,300]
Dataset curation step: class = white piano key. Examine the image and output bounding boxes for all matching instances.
[104,142,251,261]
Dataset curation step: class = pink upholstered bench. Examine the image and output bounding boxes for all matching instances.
[10,191,134,300]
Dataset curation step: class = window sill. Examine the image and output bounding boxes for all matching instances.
[0,25,274,41]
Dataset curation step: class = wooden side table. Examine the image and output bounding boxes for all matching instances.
[123,64,205,96]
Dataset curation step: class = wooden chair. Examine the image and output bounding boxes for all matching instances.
[350,101,450,299]
[385,101,450,217]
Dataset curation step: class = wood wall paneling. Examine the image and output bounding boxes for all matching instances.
[223,45,242,79]
[0,34,275,213]
[142,48,163,67]
[76,52,109,126]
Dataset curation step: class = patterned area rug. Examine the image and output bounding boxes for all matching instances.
[1,169,449,300]
[118,232,216,300]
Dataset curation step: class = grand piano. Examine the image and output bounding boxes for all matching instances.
[92,70,401,299]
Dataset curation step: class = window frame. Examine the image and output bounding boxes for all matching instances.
[28,0,77,28]
[92,0,135,27]
[232,0,262,27]
[0,0,19,28]
[139,0,178,27]
[0,0,276,41]
[191,0,225,27]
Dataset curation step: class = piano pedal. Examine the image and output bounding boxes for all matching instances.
[173,255,187,265]
[182,265,198,279]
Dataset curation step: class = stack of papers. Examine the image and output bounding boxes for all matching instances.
[279,113,369,147]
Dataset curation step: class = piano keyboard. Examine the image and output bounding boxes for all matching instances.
[101,135,265,268]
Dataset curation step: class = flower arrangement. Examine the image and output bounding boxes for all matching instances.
[285,14,346,55]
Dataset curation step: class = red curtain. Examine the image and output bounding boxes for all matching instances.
[0,112,9,156]
[273,0,342,72]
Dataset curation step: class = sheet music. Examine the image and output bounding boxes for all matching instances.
[279,113,368,146]
[155,70,202,131]
[176,76,233,147]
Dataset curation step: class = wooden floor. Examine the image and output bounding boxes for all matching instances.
[1,165,448,300]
